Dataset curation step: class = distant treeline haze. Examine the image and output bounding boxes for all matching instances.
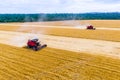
[0,12,120,22]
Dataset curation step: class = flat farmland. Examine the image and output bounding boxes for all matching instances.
[0,44,120,80]
[0,23,120,42]
[3,20,120,28]
[0,20,120,80]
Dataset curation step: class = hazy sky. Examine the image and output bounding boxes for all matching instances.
[0,0,120,13]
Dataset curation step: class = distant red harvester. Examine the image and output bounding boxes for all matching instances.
[86,25,96,30]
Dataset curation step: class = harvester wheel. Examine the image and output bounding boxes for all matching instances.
[32,46,38,51]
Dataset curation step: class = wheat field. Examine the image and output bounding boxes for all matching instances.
[3,20,120,28]
[0,24,120,42]
[0,20,120,80]
[0,43,120,80]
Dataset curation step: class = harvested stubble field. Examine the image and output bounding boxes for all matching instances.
[0,43,120,80]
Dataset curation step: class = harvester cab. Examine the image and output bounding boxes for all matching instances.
[27,38,47,51]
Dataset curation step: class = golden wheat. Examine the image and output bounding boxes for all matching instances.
[10,20,120,28]
[0,21,120,80]
[0,43,120,80]
[0,25,120,42]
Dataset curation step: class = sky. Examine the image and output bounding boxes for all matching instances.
[0,0,120,13]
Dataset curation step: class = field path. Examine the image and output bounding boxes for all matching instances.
[0,31,120,58]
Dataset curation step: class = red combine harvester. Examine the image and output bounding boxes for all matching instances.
[86,25,96,30]
[27,38,47,51]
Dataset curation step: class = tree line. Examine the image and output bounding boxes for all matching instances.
[0,12,120,22]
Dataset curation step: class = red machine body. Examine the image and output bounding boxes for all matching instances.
[86,25,96,30]
[27,39,47,51]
